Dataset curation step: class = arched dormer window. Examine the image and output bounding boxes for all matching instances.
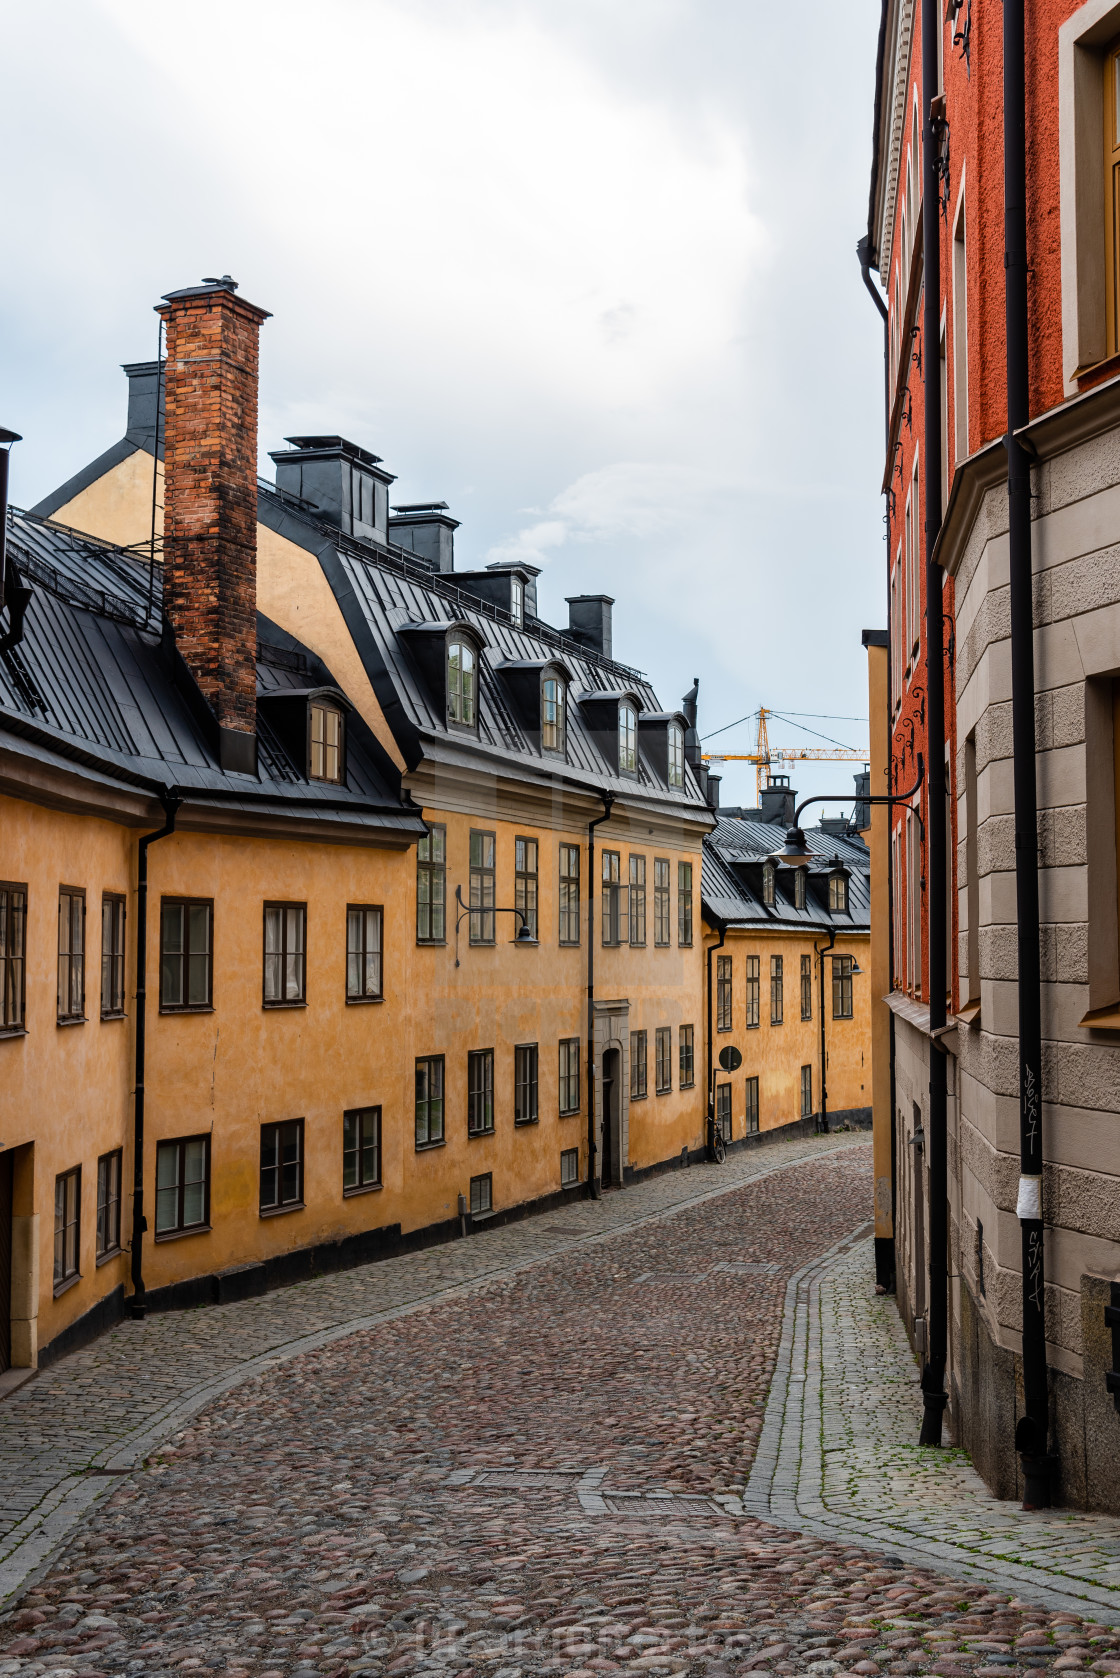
[762,862,776,906]
[619,701,638,775]
[828,867,849,914]
[668,722,685,789]
[310,698,344,783]
[542,674,566,753]
[447,637,477,728]
[510,575,524,627]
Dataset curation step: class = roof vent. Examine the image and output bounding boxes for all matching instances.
[388,502,459,573]
[565,594,613,659]
[270,437,395,542]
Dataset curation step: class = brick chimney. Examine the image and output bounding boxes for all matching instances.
[157,277,270,774]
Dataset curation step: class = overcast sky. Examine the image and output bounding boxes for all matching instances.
[1,0,886,810]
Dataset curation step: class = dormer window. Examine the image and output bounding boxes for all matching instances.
[762,862,776,906]
[793,869,806,910]
[448,638,477,727]
[619,702,638,775]
[668,723,685,789]
[510,576,524,627]
[310,699,343,783]
[542,675,566,753]
[829,869,849,913]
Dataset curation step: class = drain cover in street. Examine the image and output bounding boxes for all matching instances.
[445,1466,587,1489]
[600,1493,739,1517]
[711,1260,783,1275]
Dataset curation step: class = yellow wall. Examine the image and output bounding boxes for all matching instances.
[864,641,893,1242]
[701,925,871,1142]
[48,450,163,549]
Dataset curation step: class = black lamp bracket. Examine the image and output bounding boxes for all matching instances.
[453,883,535,967]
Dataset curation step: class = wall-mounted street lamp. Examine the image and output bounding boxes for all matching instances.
[767,755,925,868]
[453,883,538,967]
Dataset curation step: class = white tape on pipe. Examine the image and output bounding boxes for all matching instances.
[1016,1174,1042,1220]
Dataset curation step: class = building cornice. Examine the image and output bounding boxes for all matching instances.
[875,0,916,288]
[931,439,1007,580]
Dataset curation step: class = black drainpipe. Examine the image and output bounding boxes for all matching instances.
[129,796,180,1319]
[858,235,890,442]
[815,926,836,1134]
[918,0,950,1450]
[586,793,614,1199]
[1004,0,1051,1509]
[705,919,727,1158]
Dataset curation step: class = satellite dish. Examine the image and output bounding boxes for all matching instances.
[718,1045,743,1073]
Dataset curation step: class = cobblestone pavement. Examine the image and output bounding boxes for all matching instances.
[0,1134,865,1602]
[745,1240,1120,1623]
[4,1143,1120,1678]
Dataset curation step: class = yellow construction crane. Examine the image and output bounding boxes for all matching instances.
[702,707,869,802]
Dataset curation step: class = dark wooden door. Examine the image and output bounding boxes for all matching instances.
[0,1151,12,1374]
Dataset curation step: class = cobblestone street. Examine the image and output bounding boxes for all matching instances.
[3,1140,1120,1678]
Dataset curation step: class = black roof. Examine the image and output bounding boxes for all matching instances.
[1,510,423,841]
[702,813,870,932]
[257,485,713,818]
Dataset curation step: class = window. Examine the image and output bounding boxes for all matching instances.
[154,1136,210,1236]
[716,954,732,1031]
[559,1037,581,1115]
[829,871,849,913]
[468,1048,495,1134]
[977,1219,986,1296]
[347,904,383,1001]
[762,863,776,907]
[628,855,646,945]
[417,824,446,943]
[602,850,622,945]
[668,723,685,789]
[679,1023,695,1088]
[716,1083,732,1143]
[415,1055,445,1147]
[0,882,27,1034]
[263,903,306,1006]
[510,575,524,626]
[560,1147,579,1187]
[744,1076,759,1134]
[655,1026,672,1094]
[96,1150,121,1259]
[559,844,581,944]
[653,858,671,945]
[618,701,638,774]
[448,638,477,727]
[1107,40,1120,359]
[890,555,902,713]
[470,830,496,943]
[678,861,693,946]
[260,1118,304,1213]
[100,895,126,1018]
[771,954,784,1025]
[344,1106,381,1193]
[963,732,980,1007]
[160,899,212,1011]
[833,954,854,1020]
[515,1043,539,1124]
[57,888,85,1023]
[309,699,343,784]
[745,955,760,1028]
[542,676,565,753]
[515,838,538,939]
[53,1166,81,1290]
[906,453,921,656]
[630,1029,648,1099]
[801,953,812,1021]
[792,869,806,911]
[801,1064,813,1119]
[470,1173,492,1215]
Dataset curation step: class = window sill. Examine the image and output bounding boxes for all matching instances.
[154,1223,211,1242]
[415,1138,446,1153]
[655,1088,672,1098]
[262,1000,307,1011]
[630,1092,648,1102]
[416,939,448,948]
[343,1181,383,1198]
[1079,1002,1120,1031]
[629,941,647,950]
[956,1000,981,1029]
[56,1016,87,1028]
[514,1117,539,1128]
[559,1108,581,1119]
[468,1128,496,1140]
[260,1201,305,1218]
[96,1245,122,1268]
[53,1272,81,1298]
[558,941,581,949]
[679,1081,695,1091]
[678,942,693,950]
[159,1005,214,1016]
[654,940,670,949]
[100,1011,127,1023]
[346,994,384,1006]
[0,1026,27,1041]
[468,941,497,949]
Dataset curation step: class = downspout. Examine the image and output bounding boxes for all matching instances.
[129,796,180,1319]
[858,235,890,443]
[815,927,836,1134]
[1004,0,1051,1508]
[706,919,727,1158]
[586,793,614,1200]
[918,0,950,1449]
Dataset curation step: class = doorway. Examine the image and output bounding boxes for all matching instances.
[0,1150,12,1375]
[601,1047,620,1187]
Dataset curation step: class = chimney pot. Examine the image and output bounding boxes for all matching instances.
[565,593,614,659]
